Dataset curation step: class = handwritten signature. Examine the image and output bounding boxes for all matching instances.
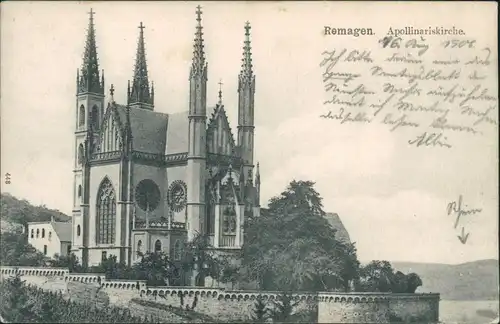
[446,195,482,229]
[408,132,452,148]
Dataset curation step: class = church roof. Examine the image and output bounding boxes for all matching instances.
[165,111,189,154]
[115,104,169,154]
[113,104,192,155]
[324,212,351,244]
[110,103,233,156]
[52,221,72,242]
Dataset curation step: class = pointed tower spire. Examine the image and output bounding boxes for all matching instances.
[240,22,254,79]
[217,79,223,106]
[190,5,207,79]
[78,8,104,95]
[128,22,153,110]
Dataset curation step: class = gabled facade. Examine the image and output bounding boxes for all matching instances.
[28,218,72,259]
[71,6,261,268]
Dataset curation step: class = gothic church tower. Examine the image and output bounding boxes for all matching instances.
[238,23,256,185]
[186,6,208,241]
[72,9,105,267]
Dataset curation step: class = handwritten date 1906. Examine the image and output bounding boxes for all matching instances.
[446,195,482,229]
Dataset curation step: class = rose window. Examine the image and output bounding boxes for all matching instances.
[168,180,187,212]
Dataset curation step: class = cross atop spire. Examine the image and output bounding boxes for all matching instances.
[218,79,223,105]
[128,21,154,109]
[196,5,202,23]
[240,21,253,78]
[88,8,95,21]
[190,5,207,79]
[109,84,115,101]
[78,8,104,95]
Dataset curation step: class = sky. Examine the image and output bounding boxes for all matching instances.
[1,1,498,264]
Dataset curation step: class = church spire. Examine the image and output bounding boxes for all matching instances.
[78,9,104,95]
[190,5,207,79]
[240,22,254,80]
[128,22,154,109]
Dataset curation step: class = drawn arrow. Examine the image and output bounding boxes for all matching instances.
[457,227,470,244]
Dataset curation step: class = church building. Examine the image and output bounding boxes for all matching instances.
[71,6,260,268]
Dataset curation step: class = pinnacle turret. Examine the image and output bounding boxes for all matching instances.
[190,5,207,79]
[128,22,154,109]
[77,9,104,95]
[239,22,254,80]
[255,162,260,186]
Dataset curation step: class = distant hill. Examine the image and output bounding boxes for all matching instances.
[391,259,499,300]
[0,193,71,233]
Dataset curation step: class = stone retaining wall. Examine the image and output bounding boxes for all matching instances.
[0,266,440,323]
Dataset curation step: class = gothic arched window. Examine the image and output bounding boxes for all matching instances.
[48,232,52,241]
[77,225,81,237]
[36,229,40,238]
[79,105,85,127]
[78,144,85,165]
[137,240,143,255]
[173,240,182,261]
[91,105,99,130]
[154,240,162,253]
[96,177,116,244]
[42,228,45,238]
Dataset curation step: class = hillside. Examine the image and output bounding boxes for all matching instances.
[0,193,71,232]
[391,259,499,300]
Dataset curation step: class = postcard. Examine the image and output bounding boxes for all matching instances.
[0,2,498,323]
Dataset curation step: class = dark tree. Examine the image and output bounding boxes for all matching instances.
[406,273,423,293]
[241,180,361,292]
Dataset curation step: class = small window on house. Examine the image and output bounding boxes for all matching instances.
[101,251,107,262]
[36,229,40,238]
[43,245,47,255]
[154,240,162,253]
[42,228,45,238]
[48,232,52,241]
[31,229,34,238]
[77,225,81,236]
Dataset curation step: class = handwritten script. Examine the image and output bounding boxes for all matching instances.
[446,194,482,244]
[446,194,482,229]
[320,36,498,148]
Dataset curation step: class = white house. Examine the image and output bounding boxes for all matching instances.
[27,217,72,258]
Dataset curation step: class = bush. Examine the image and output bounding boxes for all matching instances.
[270,292,298,322]
[252,297,268,322]
[0,273,149,323]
